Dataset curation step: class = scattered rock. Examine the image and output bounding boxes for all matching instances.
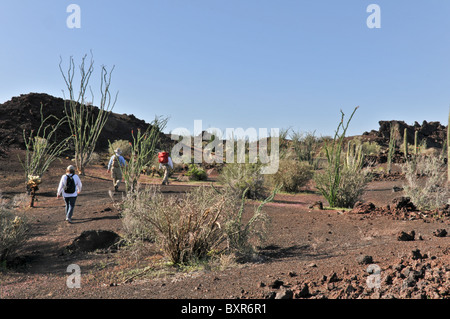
[295,283,310,298]
[268,279,284,289]
[264,291,276,299]
[433,229,447,238]
[275,287,293,299]
[309,201,323,210]
[392,197,416,211]
[67,230,121,252]
[356,255,374,265]
[328,272,340,283]
[397,230,415,241]
[351,202,376,214]
[268,252,449,299]
[411,249,427,260]
[392,186,404,192]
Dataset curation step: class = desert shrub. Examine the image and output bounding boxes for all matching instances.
[361,141,381,156]
[219,163,267,199]
[185,164,208,181]
[86,152,101,165]
[350,137,381,156]
[120,188,158,243]
[313,107,369,208]
[223,186,278,258]
[121,185,276,264]
[121,186,235,264]
[266,159,313,193]
[402,155,449,210]
[0,197,29,263]
[290,131,321,167]
[315,164,371,208]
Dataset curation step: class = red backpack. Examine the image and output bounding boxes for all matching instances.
[158,152,169,164]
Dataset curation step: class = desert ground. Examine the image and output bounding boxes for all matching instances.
[0,147,448,303]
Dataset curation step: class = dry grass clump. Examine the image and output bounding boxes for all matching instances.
[219,163,267,200]
[0,193,29,264]
[402,155,449,210]
[121,185,276,265]
[266,159,313,193]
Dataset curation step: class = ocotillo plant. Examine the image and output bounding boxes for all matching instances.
[386,124,396,174]
[414,130,418,156]
[313,106,359,208]
[19,103,70,206]
[345,140,364,172]
[116,116,168,194]
[403,128,408,160]
[59,53,118,175]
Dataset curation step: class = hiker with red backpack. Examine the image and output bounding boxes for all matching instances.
[158,151,173,185]
[107,148,127,192]
[57,165,82,224]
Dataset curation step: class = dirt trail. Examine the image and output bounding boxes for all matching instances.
[0,150,449,300]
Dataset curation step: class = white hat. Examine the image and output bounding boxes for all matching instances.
[115,148,122,155]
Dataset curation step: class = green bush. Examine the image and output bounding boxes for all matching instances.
[185,164,208,181]
[290,131,320,166]
[313,107,371,208]
[267,159,313,193]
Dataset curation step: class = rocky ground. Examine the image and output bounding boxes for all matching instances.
[0,149,448,305]
[0,94,449,314]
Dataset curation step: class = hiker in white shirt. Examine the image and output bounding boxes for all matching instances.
[57,165,82,223]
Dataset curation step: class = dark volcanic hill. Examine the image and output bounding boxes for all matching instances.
[0,92,171,152]
[363,120,447,149]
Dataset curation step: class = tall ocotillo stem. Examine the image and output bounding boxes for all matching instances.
[414,130,418,156]
[403,128,408,160]
[387,124,396,174]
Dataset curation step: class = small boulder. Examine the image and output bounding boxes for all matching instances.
[392,197,416,211]
[351,201,376,214]
[357,255,374,265]
[309,201,323,210]
[397,230,415,241]
[433,229,447,238]
[275,287,293,299]
[67,230,121,252]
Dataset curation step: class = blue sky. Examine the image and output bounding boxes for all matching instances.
[1,1,449,138]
